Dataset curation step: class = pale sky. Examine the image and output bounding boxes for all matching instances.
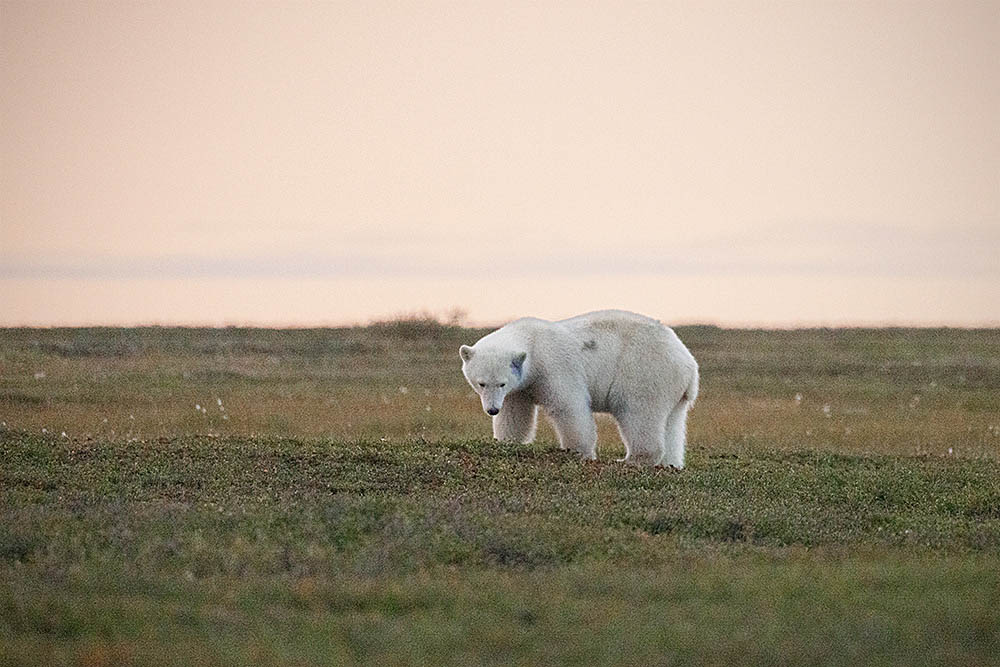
[2,0,998,327]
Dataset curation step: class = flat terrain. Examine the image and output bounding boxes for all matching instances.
[2,323,999,665]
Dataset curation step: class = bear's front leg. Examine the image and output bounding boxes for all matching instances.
[493,392,538,444]
[547,402,597,460]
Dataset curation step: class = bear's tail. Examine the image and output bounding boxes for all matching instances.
[682,364,699,407]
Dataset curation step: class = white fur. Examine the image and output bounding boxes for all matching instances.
[459,310,699,468]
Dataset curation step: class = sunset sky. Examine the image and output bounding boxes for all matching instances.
[2,0,998,327]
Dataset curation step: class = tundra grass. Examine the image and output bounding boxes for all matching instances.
[1,325,999,665]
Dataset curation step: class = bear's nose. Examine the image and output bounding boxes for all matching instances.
[487,407,499,416]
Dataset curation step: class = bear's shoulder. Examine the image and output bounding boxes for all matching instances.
[480,317,551,349]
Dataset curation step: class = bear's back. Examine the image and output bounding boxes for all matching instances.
[556,309,693,378]
[557,309,666,343]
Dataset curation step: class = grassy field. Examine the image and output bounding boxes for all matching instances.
[2,323,999,665]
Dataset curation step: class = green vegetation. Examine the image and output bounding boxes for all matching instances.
[2,324,999,665]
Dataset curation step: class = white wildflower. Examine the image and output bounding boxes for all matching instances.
[33,371,46,380]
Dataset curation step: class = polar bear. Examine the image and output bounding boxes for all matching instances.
[459,310,698,468]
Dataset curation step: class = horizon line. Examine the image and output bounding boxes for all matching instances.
[3,317,998,331]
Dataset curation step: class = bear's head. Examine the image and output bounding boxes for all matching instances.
[459,345,528,416]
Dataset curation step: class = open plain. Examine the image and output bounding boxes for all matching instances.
[2,323,999,665]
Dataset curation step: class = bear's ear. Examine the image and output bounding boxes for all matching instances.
[459,345,475,362]
[511,351,527,376]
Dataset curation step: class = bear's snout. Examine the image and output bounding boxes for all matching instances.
[486,407,499,416]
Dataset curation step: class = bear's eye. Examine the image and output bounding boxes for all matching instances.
[478,382,485,388]
[499,383,505,387]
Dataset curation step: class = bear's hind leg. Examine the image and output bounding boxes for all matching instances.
[657,400,690,469]
[493,393,538,444]
[546,403,597,460]
[614,411,666,466]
